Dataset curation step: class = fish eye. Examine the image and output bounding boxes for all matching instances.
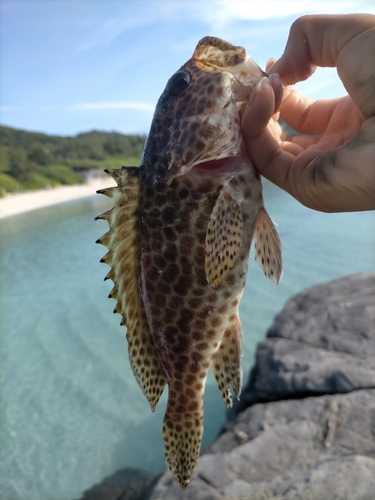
[169,71,191,95]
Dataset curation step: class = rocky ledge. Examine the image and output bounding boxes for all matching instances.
[83,273,375,500]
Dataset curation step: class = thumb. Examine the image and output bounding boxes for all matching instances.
[241,75,284,174]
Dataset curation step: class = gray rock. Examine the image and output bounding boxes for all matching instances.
[85,273,375,500]
[151,389,375,499]
[81,469,161,500]
[238,273,375,410]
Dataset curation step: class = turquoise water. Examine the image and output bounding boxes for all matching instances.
[0,183,374,500]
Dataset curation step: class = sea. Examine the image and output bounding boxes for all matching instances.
[0,180,374,500]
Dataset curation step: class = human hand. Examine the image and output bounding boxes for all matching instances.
[241,14,375,212]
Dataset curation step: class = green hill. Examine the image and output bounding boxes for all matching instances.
[0,125,146,196]
[0,120,298,197]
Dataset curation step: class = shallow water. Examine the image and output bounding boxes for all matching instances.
[0,183,374,500]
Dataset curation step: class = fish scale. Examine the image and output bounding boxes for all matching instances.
[97,36,283,488]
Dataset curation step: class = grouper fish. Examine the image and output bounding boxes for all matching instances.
[96,36,283,488]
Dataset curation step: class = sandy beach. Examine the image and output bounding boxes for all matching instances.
[0,177,117,219]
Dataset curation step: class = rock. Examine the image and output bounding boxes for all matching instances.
[237,273,375,411]
[81,469,161,500]
[150,389,375,499]
[84,273,375,500]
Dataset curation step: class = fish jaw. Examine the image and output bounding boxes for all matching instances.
[141,37,266,185]
[194,36,267,89]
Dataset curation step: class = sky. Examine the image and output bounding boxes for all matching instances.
[1,0,374,137]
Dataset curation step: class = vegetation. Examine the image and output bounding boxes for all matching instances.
[0,120,298,197]
[0,125,146,196]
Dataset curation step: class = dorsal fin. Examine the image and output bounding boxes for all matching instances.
[96,167,167,411]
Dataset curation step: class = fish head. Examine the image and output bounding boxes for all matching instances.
[141,36,266,184]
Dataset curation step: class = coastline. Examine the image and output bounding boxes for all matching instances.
[0,177,117,220]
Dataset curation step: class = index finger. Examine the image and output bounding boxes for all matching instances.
[270,14,375,83]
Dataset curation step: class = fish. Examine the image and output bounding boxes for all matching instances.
[96,36,283,488]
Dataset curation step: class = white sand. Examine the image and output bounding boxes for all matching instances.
[0,177,117,219]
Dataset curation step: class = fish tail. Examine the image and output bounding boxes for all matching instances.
[163,392,204,488]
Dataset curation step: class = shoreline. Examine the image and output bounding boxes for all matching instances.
[0,177,117,220]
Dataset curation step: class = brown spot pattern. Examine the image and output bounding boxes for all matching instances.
[97,33,282,489]
[136,163,261,486]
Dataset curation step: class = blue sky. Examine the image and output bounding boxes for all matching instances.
[1,0,374,137]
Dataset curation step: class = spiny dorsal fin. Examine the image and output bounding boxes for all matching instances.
[205,189,243,288]
[211,315,242,408]
[253,207,283,284]
[97,167,167,411]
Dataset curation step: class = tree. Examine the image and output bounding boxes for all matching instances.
[28,142,51,165]
[8,148,31,182]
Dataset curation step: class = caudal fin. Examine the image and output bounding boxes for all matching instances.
[163,399,204,488]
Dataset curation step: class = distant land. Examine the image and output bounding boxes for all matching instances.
[0,120,297,197]
[0,125,146,196]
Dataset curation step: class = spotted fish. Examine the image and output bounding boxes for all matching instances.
[96,36,283,488]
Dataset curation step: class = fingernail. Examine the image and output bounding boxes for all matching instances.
[268,73,283,91]
[268,72,280,83]
[255,76,269,93]
[266,58,276,72]
[268,73,283,113]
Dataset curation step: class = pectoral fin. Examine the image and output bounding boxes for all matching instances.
[253,207,283,284]
[96,167,167,411]
[205,189,243,288]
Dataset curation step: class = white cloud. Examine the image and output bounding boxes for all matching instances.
[70,101,155,111]
[76,16,153,53]
[164,0,375,29]
[74,0,375,53]
[201,0,375,26]
[75,1,198,53]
